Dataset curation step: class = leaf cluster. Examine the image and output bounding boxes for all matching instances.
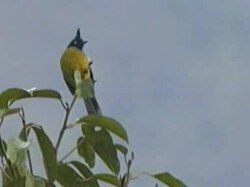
[0,88,187,187]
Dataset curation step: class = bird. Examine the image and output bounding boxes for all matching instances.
[60,29,102,115]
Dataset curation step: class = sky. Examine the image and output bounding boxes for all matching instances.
[0,0,250,186]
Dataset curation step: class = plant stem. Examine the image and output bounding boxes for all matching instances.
[59,99,67,111]
[59,137,84,162]
[19,108,33,175]
[121,152,134,187]
[55,95,77,152]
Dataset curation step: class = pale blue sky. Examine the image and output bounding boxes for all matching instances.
[0,1,250,186]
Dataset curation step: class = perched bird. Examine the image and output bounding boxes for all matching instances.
[60,29,102,114]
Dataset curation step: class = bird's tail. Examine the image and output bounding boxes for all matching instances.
[84,97,102,115]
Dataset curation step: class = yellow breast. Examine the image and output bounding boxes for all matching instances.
[60,47,91,81]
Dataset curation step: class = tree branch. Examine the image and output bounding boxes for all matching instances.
[55,95,77,152]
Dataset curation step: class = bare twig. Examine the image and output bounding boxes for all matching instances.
[59,137,84,162]
[0,118,3,128]
[121,152,135,187]
[59,99,67,111]
[55,95,77,152]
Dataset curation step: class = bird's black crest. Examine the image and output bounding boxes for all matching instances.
[67,28,88,50]
[76,28,81,38]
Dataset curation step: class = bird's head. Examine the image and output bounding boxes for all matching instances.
[67,28,88,50]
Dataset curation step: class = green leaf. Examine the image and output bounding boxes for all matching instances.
[19,123,33,142]
[70,161,99,187]
[77,79,95,99]
[2,166,26,187]
[78,115,128,143]
[115,144,128,156]
[56,163,90,187]
[0,88,31,108]
[74,70,95,99]
[87,129,120,175]
[31,89,62,100]
[3,165,47,187]
[3,177,26,187]
[151,172,187,187]
[0,108,20,119]
[26,173,46,187]
[6,137,30,165]
[94,173,121,187]
[0,138,7,157]
[77,137,95,168]
[31,125,57,183]
[0,88,62,109]
[2,163,28,187]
